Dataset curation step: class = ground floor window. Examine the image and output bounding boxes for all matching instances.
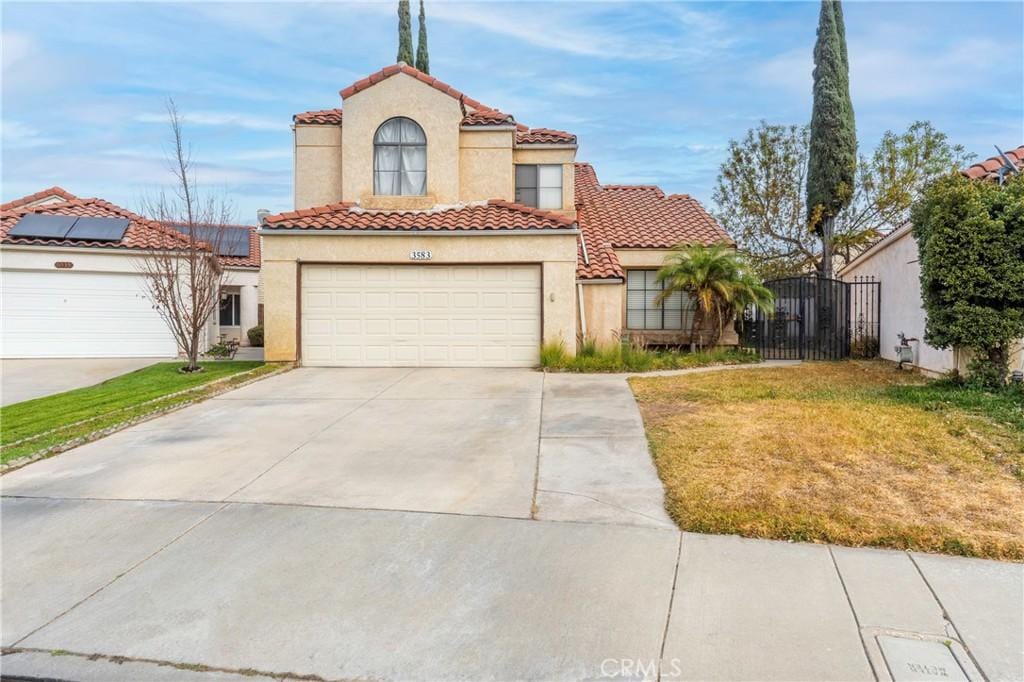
[219,292,241,326]
[626,269,692,330]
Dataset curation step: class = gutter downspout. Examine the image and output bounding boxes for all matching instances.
[577,282,588,339]
[577,231,590,339]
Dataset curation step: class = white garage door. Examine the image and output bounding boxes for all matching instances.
[301,264,541,367]
[1,270,178,358]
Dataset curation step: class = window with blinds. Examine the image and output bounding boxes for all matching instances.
[625,270,693,330]
[515,165,562,209]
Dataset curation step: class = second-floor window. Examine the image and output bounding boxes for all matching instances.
[374,117,426,196]
[515,164,562,209]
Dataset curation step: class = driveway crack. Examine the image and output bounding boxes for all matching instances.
[536,487,670,526]
[10,501,230,647]
[530,372,545,520]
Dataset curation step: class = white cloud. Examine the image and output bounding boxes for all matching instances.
[754,36,1008,103]
[0,120,59,149]
[1,31,34,69]
[229,148,293,162]
[546,81,604,98]
[135,110,282,131]
[426,2,721,62]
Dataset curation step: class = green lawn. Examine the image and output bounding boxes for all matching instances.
[1,361,273,465]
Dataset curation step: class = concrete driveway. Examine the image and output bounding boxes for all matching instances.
[2,368,1021,681]
[0,357,166,406]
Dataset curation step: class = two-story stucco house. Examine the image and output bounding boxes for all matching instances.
[260,63,732,367]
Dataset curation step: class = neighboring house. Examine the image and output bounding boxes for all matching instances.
[0,188,262,358]
[840,145,1024,376]
[166,222,262,346]
[261,63,731,367]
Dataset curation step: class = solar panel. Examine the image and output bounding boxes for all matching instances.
[7,214,78,239]
[173,224,250,257]
[65,217,130,242]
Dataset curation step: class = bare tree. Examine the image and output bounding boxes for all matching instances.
[138,99,235,372]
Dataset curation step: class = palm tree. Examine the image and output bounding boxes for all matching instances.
[655,243,774,351]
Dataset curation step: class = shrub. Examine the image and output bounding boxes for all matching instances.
[541,340,759,373]
[539,340,569,367]
[205,342,232,359]
[579,336,599,358]
[247,325,264,347]
[912,173,1024,387]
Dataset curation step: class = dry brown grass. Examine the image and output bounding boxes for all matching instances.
[629,361,1024,560]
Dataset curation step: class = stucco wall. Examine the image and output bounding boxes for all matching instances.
[841,229,955,374]
[459,130,514,202]
[843,230,1024,377]
[294,124,342,210]
[292,73,580,215]
[0,245,152,274]
[0,245,224,353]
[581,283,623,346]
[341,73,463,206]
[260,232,579,363]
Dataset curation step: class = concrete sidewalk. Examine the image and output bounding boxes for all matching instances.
[2,367,1021,680]
[2,498,1020,681]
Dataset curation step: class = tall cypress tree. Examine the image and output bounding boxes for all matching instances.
[397,0,414,65]
[806,0,856,278]
[415,0,430,74]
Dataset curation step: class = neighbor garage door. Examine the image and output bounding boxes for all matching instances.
[0,269,178,358]
[301,264,541,367]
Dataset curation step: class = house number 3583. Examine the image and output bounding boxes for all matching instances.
[409,250,432,261]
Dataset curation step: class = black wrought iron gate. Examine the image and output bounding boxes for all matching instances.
[741,275,879,360]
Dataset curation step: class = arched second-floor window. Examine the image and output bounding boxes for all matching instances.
[373,117,426,196]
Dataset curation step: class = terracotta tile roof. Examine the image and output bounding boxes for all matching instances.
[516,128,577,145]
[574,162,732,280]
[340,63,491,112]
[961,145,1024,182]
[1,197,197,251]
[577,228,623,280]
[261,199,575,233]
[333,64,575,143]
[462,109,515,126]
[1,186,79,211]
[293,109,344,125]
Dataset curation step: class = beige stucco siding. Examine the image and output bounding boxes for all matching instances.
[459,130,514,202]
[260,232,579,363]
[581,283,624,346]
[341,73,463,206]
[294,124,343,209]
[262,259,298,360]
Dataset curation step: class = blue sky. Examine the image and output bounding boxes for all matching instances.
[3,1,1022,222]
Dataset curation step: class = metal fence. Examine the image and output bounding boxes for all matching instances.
[847,275,881,358]
[741,275,880,360]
